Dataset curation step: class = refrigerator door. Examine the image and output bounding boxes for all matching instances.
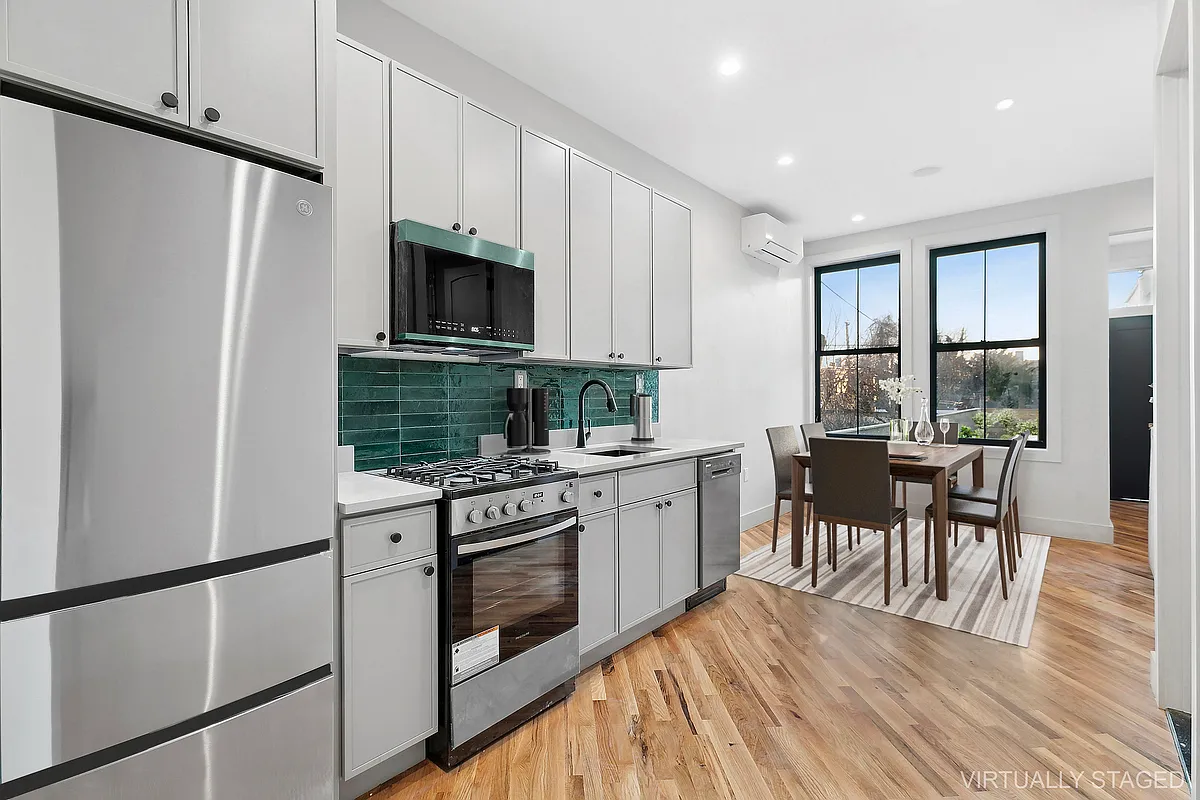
[0,98,335,601]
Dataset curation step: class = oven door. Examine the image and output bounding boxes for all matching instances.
[447,510,578,685]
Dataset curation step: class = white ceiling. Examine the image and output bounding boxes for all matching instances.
[383,0,1157,241]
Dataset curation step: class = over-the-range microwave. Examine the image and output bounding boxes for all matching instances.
[390,219,535,352]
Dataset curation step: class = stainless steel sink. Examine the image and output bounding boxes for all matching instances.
[577,445,667,457]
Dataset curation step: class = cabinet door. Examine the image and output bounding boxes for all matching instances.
[660,489,698,607]
[617,500,662,631]
[569,153,614,363]
[462,101,518,248]
[612,173,653,366]
[578,511,618,653]
[189,0,321,165]
[391,66,460,231]
[342,557,438,778]
[652,192,693,368]
[521,130,570,360]
[334,38,390,349]
[0,0,187,123]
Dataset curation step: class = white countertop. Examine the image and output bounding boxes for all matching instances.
[337,471,441,516]
[549,438,743,477]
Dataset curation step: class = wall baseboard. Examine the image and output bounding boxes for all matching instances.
[742,501,788,532]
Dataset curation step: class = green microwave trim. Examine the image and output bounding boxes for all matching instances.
[393,219,535,270]
[392,332,536,351]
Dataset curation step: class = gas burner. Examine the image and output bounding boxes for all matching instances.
[378,454,571,495]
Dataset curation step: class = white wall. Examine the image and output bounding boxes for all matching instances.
[336,0,808,527]
[804,179,1154,543]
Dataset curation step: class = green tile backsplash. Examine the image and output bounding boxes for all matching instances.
[338,357,659,471]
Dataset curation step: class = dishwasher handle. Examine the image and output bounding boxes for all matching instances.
[699,452,741,482]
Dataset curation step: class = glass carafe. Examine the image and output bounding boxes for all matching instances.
[914,398,935,445]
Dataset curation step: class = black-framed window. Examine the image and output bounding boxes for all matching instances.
[930,232,1046,448]
[815,254,901,437]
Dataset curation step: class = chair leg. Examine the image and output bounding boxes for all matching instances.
[902,482,908,508]
[994,521,1009,600]
[883,527,892,605]
[847,525,854,552]
[826,522,833,566]
[857,527,861,545]
[923,510,932,584]
[953,521,959,547]
[1012,498,1024,558]
[1003,512,1017,580]
[771,495,781,553]
[900,517,909,587]
[832,524,839,571]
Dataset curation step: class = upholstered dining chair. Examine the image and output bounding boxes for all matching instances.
[949,431,1029,556]
[809,437,909,605]
[798,421,861,550]
[923,435,1022,599]
[765,426,814,556]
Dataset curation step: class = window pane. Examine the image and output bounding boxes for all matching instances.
[935,349,985,438]
[983,347,1040,442]
[858,262,900,347]
[935,250,984,342]
[985,243,1040,340]
[819,270,857,350]
[819,354,857,434]
[1109,268,1153,309]
[859,352,899,435]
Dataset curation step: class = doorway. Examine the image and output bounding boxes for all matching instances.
[1109,314,1152,501]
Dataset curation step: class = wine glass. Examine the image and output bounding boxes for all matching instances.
[939,419,950,446]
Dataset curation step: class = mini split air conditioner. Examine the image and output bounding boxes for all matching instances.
[741,213,803,267]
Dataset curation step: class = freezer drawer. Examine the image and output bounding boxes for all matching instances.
[0,552,333,783]
[10,676,336,800]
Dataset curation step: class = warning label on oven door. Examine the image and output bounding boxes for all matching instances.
[452,626,500,683]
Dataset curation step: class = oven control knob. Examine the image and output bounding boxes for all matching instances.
[467,509,483,524]
[502,502,517,516]
[560,490,575,504]
[485,506,501,520]
[518,499,534,512]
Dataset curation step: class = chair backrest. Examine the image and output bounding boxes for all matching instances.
[799,422,827,449]
[994,435,1024,512]
[764,426,799,495]
[1008,431,1029,499]
[809,437,893,527]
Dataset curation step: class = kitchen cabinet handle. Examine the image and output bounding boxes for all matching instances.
[376,331,386,343]
[423,565,435,577]
[578,524,586,532]
[665,500,673,507]
[389,532,403,543]
[656,502,663,509]
[593,490,603,498]
[452,222,462,232]
[468,226,478,235]
[160,91,179,109]
[203,107,221,123]
[655,356,663,363]
[617,353,625,359]
[608,352,616,359]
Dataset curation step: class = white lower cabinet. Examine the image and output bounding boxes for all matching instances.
[578,510,618,652]
[660,488,699,607]
[342,554,438,778]
[617,499,662,631]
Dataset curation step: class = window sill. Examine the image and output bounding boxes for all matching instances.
[977,443,1061,464]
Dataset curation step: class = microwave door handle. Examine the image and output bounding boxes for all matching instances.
[456,515,578,556]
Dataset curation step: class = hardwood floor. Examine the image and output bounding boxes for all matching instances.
[365,501,1183,799]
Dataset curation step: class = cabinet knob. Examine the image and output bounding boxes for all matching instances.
[593,490,603,498]
[203,107,221,123]
[578,524,586,532]
[468,226,478,236]
[160,91,179,109]
[389,532,403,544]
[665,500,673,507]
[452,222,462,232]
[655,356,663,363]
[617,353,625,359]
[376,331,386,343]
[608,352,616,359]
[423,565,435,577]
[656,502,663,509]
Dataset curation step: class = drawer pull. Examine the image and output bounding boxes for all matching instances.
[389,532,403,544]
[593,490,603,497]
[665,500,673,507]
[423,565,435,577]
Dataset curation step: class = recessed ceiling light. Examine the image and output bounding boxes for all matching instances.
[912,165,942,178]
[851,214,865,223]
[995,98,1014,111]
[717,57,741,76]
[776,154,795,166]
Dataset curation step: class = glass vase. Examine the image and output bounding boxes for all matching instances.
[889,418,910,442]
[914,399,935,446]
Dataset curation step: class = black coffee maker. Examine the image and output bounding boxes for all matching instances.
[505,387,550,453]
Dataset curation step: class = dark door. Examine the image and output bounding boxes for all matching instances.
[1109,315,1153,500]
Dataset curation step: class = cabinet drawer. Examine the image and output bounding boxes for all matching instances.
[342,505,436,576]
[578,473,617,515]
[618,459,696,506]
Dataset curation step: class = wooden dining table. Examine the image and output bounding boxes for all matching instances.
[791,443,985,601]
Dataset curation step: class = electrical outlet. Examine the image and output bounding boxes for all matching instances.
[513,369,528,389]
[742,466,750,483]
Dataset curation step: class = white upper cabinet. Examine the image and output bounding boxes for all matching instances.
[569,153,614,363]
[0,0,188,123]
[611,173,653,366]
[189,0,321,165]
[652,192,693,368]
[520,130,570,361]
[334,38,390,349]
[390,65,461,232]
[462,102,518,248]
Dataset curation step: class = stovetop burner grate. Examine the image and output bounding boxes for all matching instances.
[385,455,566,487]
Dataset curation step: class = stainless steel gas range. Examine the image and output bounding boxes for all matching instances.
[373,456,580,769]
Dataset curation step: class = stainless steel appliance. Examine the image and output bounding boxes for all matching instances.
[375,456,579,768]
[689,453,742,607]
[0,98,335,799]
[390,219,535,352]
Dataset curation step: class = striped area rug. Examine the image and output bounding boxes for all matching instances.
[737,520,1050,647]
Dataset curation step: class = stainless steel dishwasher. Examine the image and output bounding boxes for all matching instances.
[688,453,742,608]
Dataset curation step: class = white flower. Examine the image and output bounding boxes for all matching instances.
[878,375,922,404]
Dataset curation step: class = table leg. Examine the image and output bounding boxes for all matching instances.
[972,450,986,543]
[791,459,807,569]
[933,468,949,600]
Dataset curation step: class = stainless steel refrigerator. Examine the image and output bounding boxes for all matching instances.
[0,97,336,799]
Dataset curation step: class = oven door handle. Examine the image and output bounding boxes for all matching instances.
[456,515,578,555]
